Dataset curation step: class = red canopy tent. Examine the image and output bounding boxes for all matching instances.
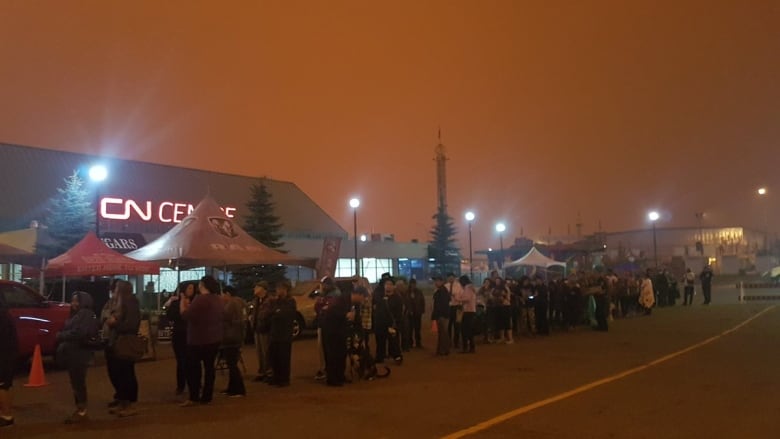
[46,232,160,277]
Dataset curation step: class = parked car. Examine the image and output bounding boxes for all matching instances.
[290,277,369,339]
[0,280,71,359]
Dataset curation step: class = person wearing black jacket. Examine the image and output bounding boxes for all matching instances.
[268,280,297,387]
[57,291,98,424]
[431,276,451,356]
[165,281,197,396]
[533,277,550,335]
[374,278,404,364]
[319,277,349,387]
[106,280,141,417]
[0,292,17,427]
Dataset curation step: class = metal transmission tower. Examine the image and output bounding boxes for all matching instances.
[435,129,448,212]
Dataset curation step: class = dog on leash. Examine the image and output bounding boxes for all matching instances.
[348,332,390,382]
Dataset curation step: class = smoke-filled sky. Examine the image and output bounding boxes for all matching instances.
[1,0,778,250]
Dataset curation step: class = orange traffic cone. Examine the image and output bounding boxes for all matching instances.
[24,344,49,387]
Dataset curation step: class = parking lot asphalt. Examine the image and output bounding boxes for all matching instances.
[4,286,778,439]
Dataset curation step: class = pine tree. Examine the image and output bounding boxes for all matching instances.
[232,179,287,295]
[428,206,460,276]
[37,171,95,258]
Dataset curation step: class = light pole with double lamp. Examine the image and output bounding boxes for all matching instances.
[88,164,108,238]
[648,211,660,269]
[495,222,506,270]
[465,211,475,277]
[349,198,361,277]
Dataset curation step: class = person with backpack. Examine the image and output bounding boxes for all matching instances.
[56,291,99,424]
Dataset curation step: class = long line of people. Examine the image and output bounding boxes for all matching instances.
[0,265,712,427]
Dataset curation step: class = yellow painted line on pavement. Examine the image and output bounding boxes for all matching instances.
[442,305,777,439]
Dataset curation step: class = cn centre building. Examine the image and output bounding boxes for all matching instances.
[0,143,428,289]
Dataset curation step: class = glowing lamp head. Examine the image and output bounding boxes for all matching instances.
[648,211,660,222]
[360,234,367,242]
[349,198,360,209]
[465,211,475,222]
[758,187,767,196]
[495,223,506,233]
[88,164,108,182]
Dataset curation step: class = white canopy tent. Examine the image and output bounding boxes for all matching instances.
[504,247,566,273]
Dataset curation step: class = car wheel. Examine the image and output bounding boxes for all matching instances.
[292,314,305,340]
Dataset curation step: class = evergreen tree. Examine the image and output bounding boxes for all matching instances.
[37,171,95,258]
[232,179,287,295]
[428,206,460,276]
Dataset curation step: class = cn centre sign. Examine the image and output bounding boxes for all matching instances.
[100,197,237,223]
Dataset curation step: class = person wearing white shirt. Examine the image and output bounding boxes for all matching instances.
[457,276,477,353]
[445,273,464,349]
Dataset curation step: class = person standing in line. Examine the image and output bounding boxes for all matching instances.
[315,277,342,382]
[431,276,451,356]
[700,265,714,305]
[220,286,246,397]
[268,280,296,387]
[533,276,550,335]
[639,272,656,315]
[101,279,122,409]
[408,279,425,349]
[0,291,18,427]
[319,277,349,387]
[446,273,464,350]
[180,276,224,406]
[105,280,141,417]
[495,278,514,344]
[250,281,273,383]
[57,292,98,424]
[683,268,696,306]
[396,280,413,352]
[165,281,197,396]
[518,276,536,337]
[478,279,495,343]
[458,275,477,354]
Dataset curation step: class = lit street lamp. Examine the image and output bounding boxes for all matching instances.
[465,211,475,277]
[648,211,660,269]
[757,187,768,250]
[349,198,360,277]
[495,222,506,269]
[89,164,108,238]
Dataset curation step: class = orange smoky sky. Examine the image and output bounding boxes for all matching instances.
[1,0,778,250]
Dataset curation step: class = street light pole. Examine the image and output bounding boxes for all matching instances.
[495,222,506,271]
[758,188,768,251]
[88,164,108,238]
[349,198,361,277]
[648,211,660,269]
[465,212,475,278]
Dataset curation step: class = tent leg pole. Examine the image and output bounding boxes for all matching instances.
[61,275,66,303]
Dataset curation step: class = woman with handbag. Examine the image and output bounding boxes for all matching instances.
[57,291,98,424]
[105,280,141,417]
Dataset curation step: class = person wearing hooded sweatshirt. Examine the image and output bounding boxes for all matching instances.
[181,276,224,406]
[57,291,98,424]
[0,292,18,427]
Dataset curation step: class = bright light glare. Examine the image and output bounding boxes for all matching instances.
[495,223,506,233]
[360,234,367,242]
[465,211,475,222]
[349,198,360,208]
[88,164,108,182]
[758,187,767,196]
[648,211,660,222]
